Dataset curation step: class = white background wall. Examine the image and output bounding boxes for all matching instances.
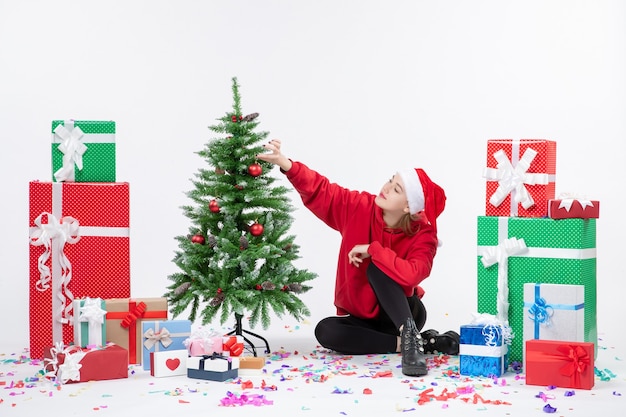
[1,0,624,351]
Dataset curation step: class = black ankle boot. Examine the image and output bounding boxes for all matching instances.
[401,317,427,377]
[421,329,460,355]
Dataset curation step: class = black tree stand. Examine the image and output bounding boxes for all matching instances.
[226,313,271,356]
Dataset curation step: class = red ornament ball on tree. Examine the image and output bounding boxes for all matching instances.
[191,234,205,245]
[248,163,262,177]
[250,222,264,236]
[209,199,220,213]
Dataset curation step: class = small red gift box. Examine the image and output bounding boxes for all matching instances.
[43,343,128,384]
[525,339,594,390]
[29,181,131,359]
[547,198,599,219]
[483,139,556,217]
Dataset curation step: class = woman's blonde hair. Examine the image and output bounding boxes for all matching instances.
[398,212,423,236]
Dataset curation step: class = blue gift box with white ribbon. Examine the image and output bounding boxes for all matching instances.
[523,283,585,347]
[459,323,509,377]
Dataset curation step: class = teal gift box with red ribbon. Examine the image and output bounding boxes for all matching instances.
[523,283,585,354]
[525,339,594,390]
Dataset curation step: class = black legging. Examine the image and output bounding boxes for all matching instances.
[314,262,427,354]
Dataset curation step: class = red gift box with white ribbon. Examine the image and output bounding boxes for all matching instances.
[547,195,600,219]
[28,181,131,359]
[483,139,556,217]
[43,343,128,384]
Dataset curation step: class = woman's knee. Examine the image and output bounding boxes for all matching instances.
[314,317,335,346]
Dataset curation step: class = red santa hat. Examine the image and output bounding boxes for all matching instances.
[397,168,446,236]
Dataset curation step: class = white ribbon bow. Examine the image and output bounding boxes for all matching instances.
[480,237,528,324]
[53,121,87,182]
[57,351,85,384]
[469,312,514,347]
[44,343,87,384]
[483,148,549,211]
[557,193,594,212]
[78,298,107,345]
[29,212,80,324]
[43,342,64,379]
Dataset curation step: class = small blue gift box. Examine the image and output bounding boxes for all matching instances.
[459,323,509,377]
[141,319,191,370]
[187,353,239,382]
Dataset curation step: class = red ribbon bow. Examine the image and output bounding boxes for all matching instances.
[557,344,590,377]
[223,336,244,356]
[120,301,147,328]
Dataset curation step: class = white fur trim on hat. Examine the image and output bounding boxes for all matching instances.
[397,169,424,215]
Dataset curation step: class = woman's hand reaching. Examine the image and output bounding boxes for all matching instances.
[257,139,293,172]
[348,244,371,267]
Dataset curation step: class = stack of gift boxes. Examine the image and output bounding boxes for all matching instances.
[459,139,599,390]
[29,120,263,384]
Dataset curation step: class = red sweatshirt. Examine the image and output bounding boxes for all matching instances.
[284,161,439,319]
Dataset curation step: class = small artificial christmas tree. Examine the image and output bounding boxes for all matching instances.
[165,77,316,339]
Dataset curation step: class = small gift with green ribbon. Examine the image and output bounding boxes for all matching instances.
[51,119,116,182]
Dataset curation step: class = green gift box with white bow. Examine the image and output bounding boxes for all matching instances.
[476,216,597,363]
[51,120,116,182]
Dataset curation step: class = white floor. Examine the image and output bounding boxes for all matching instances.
[1,322,624,416]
